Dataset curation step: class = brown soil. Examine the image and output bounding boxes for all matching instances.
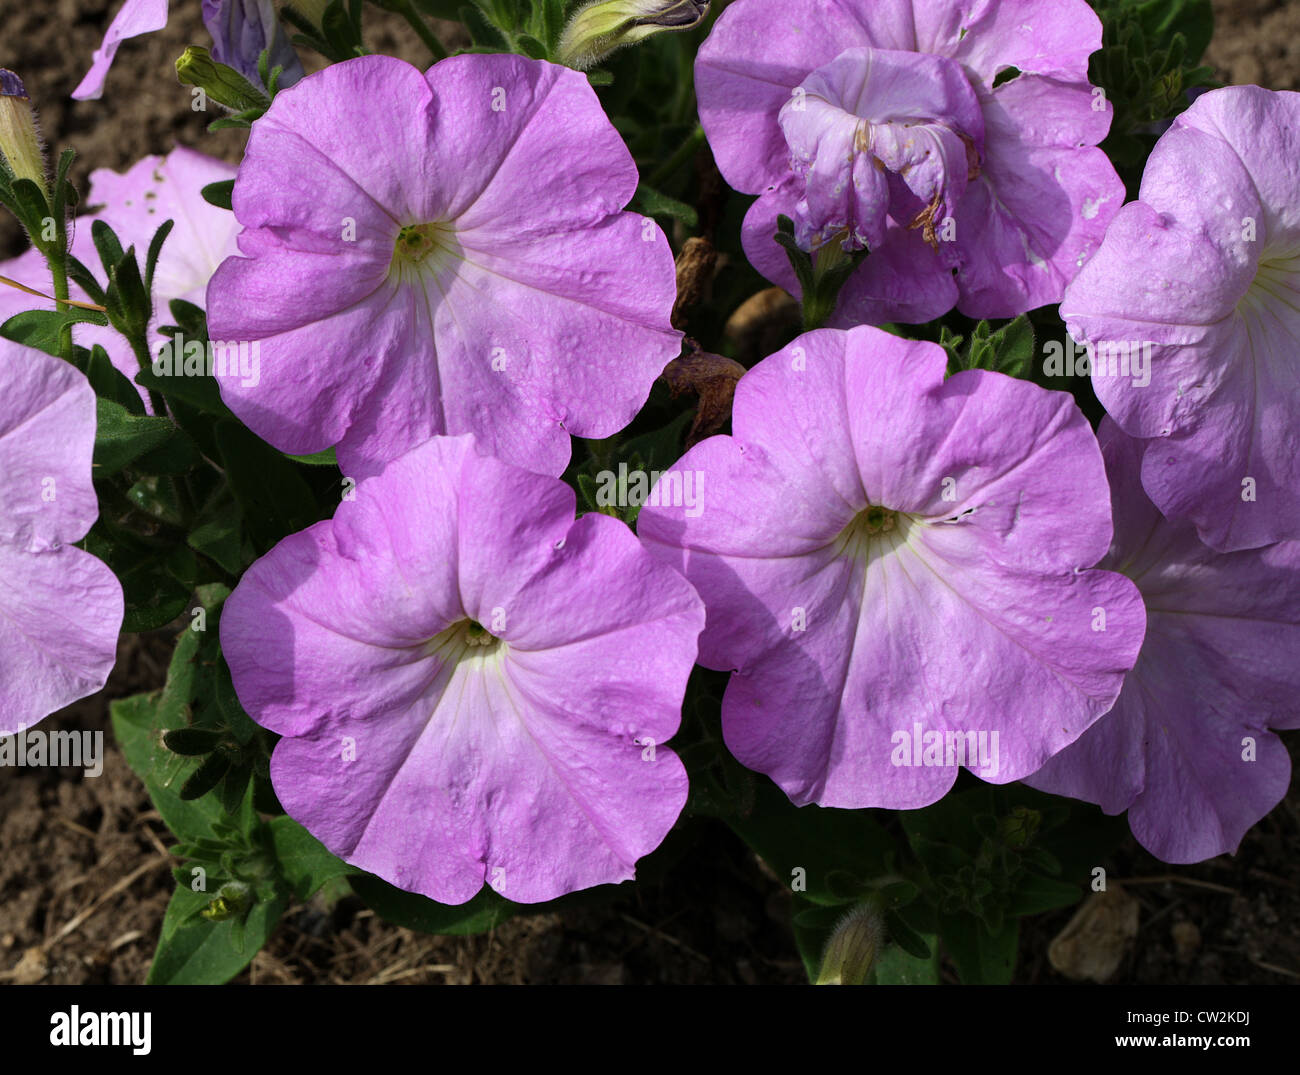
[1,0,1298,986]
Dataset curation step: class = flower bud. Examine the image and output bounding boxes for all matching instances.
[0,70,47,196]
[815,905,882,985]
[175,45,270,115]
[557,1,710,70]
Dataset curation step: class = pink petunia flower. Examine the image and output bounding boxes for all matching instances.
[0,348,123,735]
[1061,86,1300,552]
[0,146,239,401]
[695,0,1123,324]
[1026,420,1300,863]
[84,145,240,318]
[207,53,681,481]
[221,434,704,904]
[638,325,1145,809]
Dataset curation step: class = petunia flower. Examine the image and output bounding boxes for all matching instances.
[73,0,302,101]
[84,145,241,319]
[637,325,1145,810]
[206,53,681,481]
[220,434,704,904]
[1060,86,1300,553]
[1026,420,1300,863]
[0,146,239,401]
[695,0,1123,324]
[0,347,124,735]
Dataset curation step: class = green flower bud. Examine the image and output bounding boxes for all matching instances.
[175,46,271,116]
[557,1,710,70]
[0,70,47,196]
[815,905,882,986]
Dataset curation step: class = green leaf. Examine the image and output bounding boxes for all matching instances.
[92,398,177,476]
[459,3,509,49]
[147,886,287,984]
[873,932,940,985]
[1132,0,1214,62]
[188,487,254,576]
[267,816,358,900]
[200,180,234,211]
[216,421,321,552]
[144,219,175,297]
[162,727,223,755]
[285,446,339,466]
[74,343,145,414]
[350,873,516,935]
[515,33,549,59]
[90,219,125,277]
[940,914,1019,985]
[945,315,1036,379]
[727,777,898,907]
[110,693,228,843]
[7,177,50,237]
[540,0,567,50]
[1005,873,1083,917]
[1,308,110,357]
[633,183,698,229]
[180,751,232,800]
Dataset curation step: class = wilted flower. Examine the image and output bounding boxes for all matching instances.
[207,54,681,480]
[1026,421,1300,864]
[73,0,301,101]
[221,434,704,903]
[1061,86,1300,552]
[638,326,1145,809]
[558,1,710,70]
[695,0,1123,324]
[202,0,304,87]
[0,348,123,735]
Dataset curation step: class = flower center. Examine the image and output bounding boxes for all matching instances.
[423,617,504,666]
[1236,247,1300,372]
[390,221,460,284]
[834,502,904,562]
[779,47,984,254]
[464,619,499,648]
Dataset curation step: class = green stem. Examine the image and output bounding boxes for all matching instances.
[647,124,704,188]
[395,0,448,60]
[47,230,73,365]
[129,334,168,416]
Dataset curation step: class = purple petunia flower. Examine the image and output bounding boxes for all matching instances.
[84,146,241,319]
[221,434,704,903]
[0,348,124,735]
[0,147,239,401]
[638,326,1145,809]
[1061,86,1300,553]
[1026,420,1300,863]
[207,53,681,481]
[73,0,301,101]
[695,0,1123,324]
